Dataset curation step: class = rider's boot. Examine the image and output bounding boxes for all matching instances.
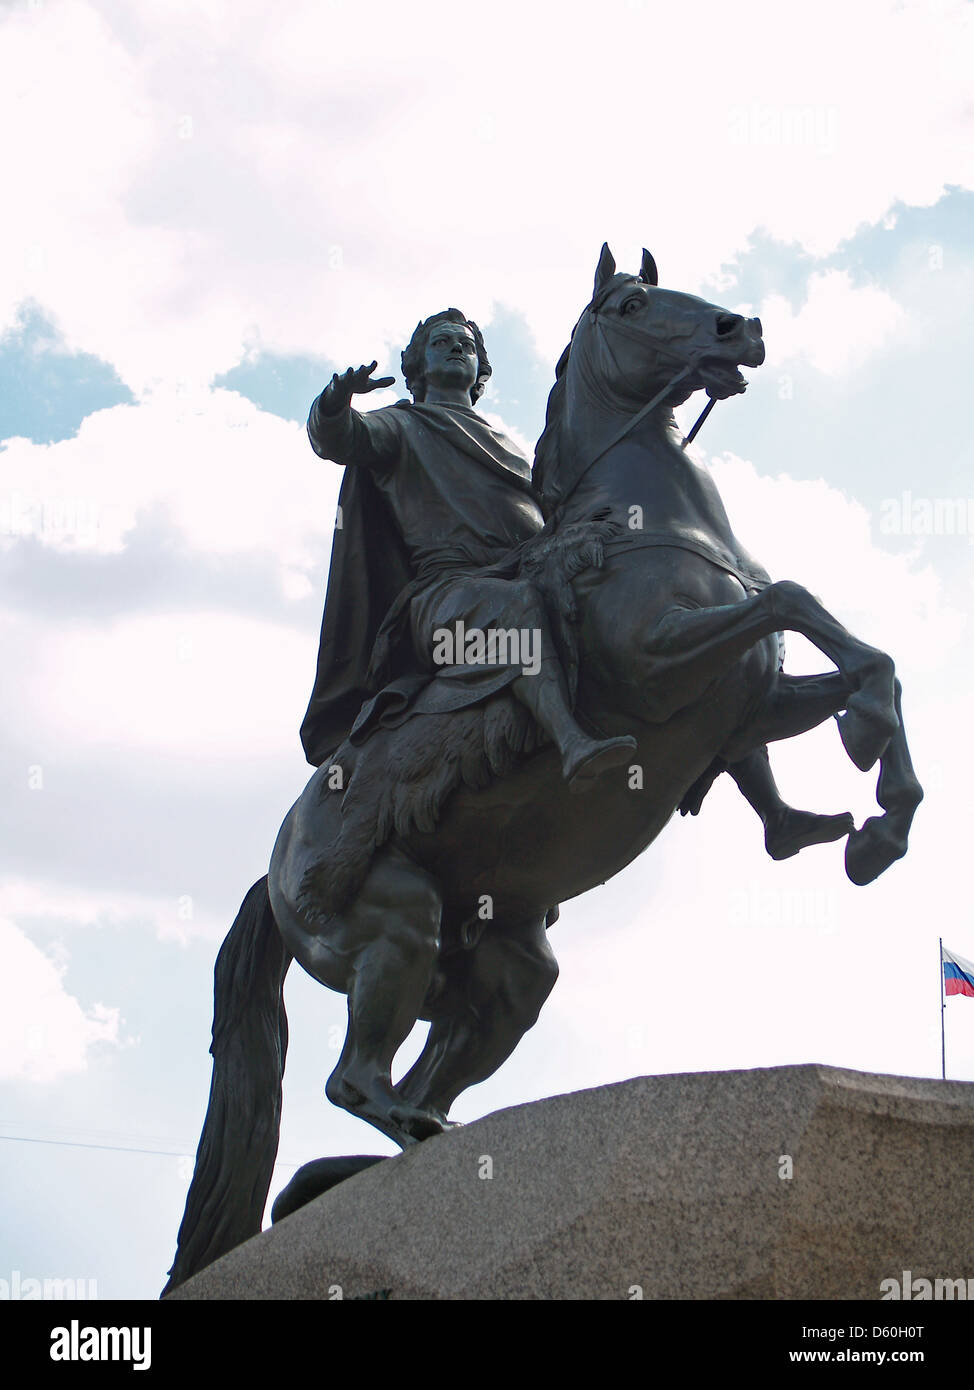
[511,660,636,793]
[728,746,854,859]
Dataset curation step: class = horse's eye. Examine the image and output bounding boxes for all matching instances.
[621,298,642,316]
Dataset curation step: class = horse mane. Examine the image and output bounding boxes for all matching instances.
[532,336,574,515]
[532,275,627,512]
[534,272,649,512]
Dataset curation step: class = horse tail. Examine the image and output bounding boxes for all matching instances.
[161,875,291,1296]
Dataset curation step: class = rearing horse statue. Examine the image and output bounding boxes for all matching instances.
[164,246,921,1292]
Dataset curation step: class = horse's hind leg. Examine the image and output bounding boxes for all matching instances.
[290,845,450,1147]
[397,913,558,1119]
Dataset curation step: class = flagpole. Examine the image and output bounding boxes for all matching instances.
[940,937,946,1081]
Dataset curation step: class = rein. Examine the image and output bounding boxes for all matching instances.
[682,395,717,448]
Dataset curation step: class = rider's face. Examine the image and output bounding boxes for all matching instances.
[423,322,479,397]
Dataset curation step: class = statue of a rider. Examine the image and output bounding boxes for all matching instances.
[163,253,916,1295]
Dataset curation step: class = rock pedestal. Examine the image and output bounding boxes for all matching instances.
[171,1065,974,1300]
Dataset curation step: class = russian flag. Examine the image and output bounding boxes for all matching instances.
[942,945,974,999]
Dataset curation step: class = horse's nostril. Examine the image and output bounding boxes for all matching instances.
[752,317,763,337]
[716,313,743,337]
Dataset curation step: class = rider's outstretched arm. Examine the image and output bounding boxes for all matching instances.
[308,361,400,472]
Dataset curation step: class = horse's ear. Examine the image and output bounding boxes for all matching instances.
[594,243,616,297]
[639,248,659,286]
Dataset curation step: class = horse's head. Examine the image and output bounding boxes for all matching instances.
[572,243,765,410]
[533,244,767,510]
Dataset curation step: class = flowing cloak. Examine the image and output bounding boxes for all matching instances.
[299,396,545,767]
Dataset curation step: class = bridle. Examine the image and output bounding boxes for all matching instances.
[562,297,721,498]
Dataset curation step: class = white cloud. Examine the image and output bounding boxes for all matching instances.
[0,0,971,385]
[0,388,333,563]
[0,878,229,946]
[6,606,309,760]
[0,916,121,1082]
[758,271,905,375]
[704,451,963,671]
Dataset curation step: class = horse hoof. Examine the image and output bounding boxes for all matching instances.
[844,818,907,885]
[765,810,855,861]
[391,1106,450,1143]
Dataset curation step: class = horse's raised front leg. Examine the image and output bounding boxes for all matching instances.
[643,580,898,772]
[397,913,558,1120]
[728,746,855,861]
[844,681,923,885]
[716,670,920,883]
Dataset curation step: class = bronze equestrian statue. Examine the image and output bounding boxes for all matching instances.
[163,245,921,1293]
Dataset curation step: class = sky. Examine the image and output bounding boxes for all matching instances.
[1,0,973,1302]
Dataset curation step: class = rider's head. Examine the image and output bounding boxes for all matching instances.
[402,310,491,405]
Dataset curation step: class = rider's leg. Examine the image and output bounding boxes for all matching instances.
[398,913,558,1118]
[508,588,635,789]
[727,745,854,860]
[417,574,635,790]
[511,659,635,790]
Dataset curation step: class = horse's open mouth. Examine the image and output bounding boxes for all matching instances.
[698,358,748,398]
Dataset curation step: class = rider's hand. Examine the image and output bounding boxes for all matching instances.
[320,361,395,414]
